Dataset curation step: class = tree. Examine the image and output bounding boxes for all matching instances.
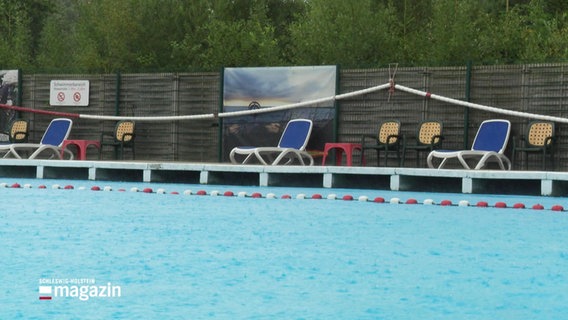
[2,0,567,72]
[174,0,285,70]
[425,0,495,65]
[289,0,401,67]
[35,0,80,72]
[0,0,51,69]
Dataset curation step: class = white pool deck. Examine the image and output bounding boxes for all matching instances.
[0,159,567,197]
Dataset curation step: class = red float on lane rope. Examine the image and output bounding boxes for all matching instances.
[3,180,568,214]
[440,200,452,206]
[494,202,507,208]
[476,201,488,207]
[373,197,385,203]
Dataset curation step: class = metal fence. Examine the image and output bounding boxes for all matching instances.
[19,63,568,170]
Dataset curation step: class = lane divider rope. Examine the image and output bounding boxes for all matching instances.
[1,182,565,212]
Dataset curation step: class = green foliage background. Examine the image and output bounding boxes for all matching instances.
[1,0,567,73]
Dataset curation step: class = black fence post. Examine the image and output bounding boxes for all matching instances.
[464,61,472,149]
[115,71,121,117]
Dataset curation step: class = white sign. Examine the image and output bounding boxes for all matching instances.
[50,80,90,106]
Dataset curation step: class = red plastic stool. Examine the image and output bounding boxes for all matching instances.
[321,143,364,166]
[60,140,101,160]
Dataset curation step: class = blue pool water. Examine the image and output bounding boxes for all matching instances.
[2,178,568,319]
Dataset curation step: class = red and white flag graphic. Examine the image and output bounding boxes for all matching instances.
[39,286,52,300]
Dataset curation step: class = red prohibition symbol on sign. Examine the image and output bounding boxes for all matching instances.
[73,92,81,102]
[57,92,65,102]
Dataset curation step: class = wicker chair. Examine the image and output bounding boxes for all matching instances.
[512,121,555,170]
[402,120,444,167]
[361,120,401,166]
[8,119,29,143]
[100,120,136,160]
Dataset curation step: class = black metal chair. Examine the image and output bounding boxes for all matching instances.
[361,120,402,166]
[402,120,444,167]
[8,119,29,143]
[512,121,555,170]
[100,120,136,160]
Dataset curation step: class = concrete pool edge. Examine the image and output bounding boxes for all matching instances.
[0,159,566,197]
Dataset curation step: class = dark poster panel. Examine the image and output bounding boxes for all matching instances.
[222,66,337,162]
[0,70,19,142]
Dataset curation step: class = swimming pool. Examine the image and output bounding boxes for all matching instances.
[2,178,568,319]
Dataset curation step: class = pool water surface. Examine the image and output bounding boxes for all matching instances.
[2,179,568,319]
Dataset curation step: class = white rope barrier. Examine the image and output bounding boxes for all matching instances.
[3,81,567,123]
[395,84,568,124]
[78,83,392,121]
[79,113,213,121]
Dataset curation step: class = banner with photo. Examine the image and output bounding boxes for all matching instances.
[0,70,20,142]
[222,65,337,162]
